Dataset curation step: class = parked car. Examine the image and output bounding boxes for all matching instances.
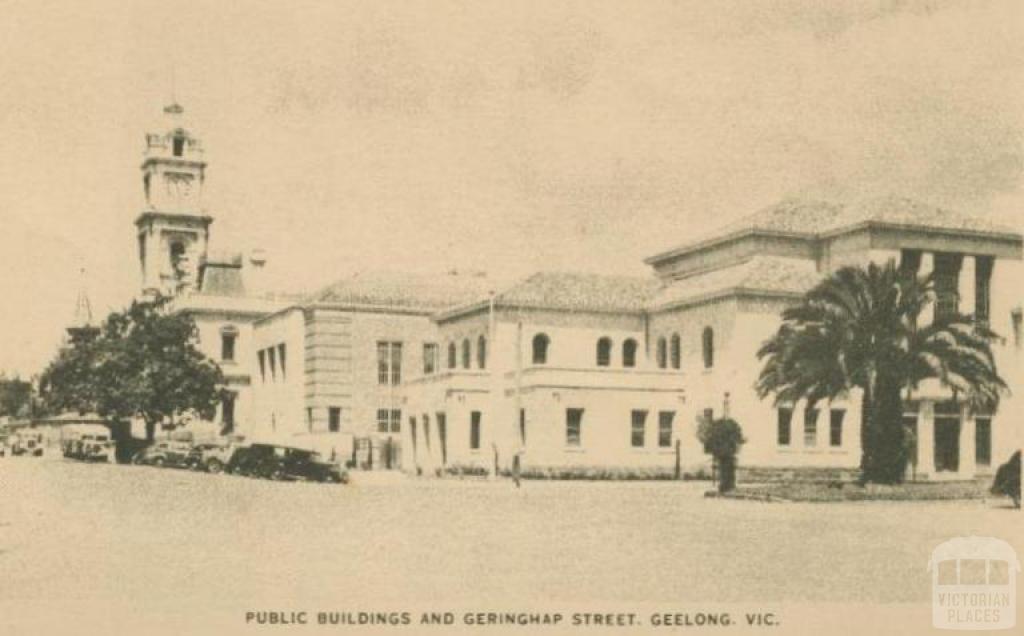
[228,442,348,483]
[10,429,45,457]
[60,424,114,462]
[187,441,237,473]
[132,440,194,468]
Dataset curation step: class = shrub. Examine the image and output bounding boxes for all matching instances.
[496,465,710,481]
[991,451,1021,508]
[443,463,489,478]
[697,416,746,493]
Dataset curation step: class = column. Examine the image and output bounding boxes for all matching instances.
[959,406,976,478]
[917,401,935,476]
[959,255,976,319]
[919,252,935,327]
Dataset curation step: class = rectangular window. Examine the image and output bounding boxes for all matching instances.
[934,253,963,320]
[804,408,819,447]
[903,405,919,469]
[277,344,286,379]
[470,411,482,450]
[423,415,430,450]
[306,408,313,432]
[777,408,792,446]
[376,341,402,385]
[631,410,647,448]
[377,342,389,385]
[975,256,993,324]
[566,408,584,447]
[221,333,236,362]
[423,343,438,375]
[899,249,922,276]
[829,409,845,447]
[267,347,277,380]
[328,407,341,433]
[390,342,402,384]
[975,417,992,466]
[703,408,714,423]
[257,350,266,382]
[390,409,401,434]
[519,408,526,445]
[658,411,675,448]
[221,393,236,433]
[377,409,389,433]
[437,413,447,465]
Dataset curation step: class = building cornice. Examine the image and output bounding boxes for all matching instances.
[645,221,1023,267]
[135,210,214,228]
[140,157,207,171]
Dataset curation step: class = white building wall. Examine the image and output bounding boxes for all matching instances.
[249,308,306,438]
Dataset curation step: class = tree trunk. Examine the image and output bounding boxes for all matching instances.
[718,455,736,493]
[858,385,873,485]
[860,382,907,484]
[145,419,157,442]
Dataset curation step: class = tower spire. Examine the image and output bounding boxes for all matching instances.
[68,267,100,343]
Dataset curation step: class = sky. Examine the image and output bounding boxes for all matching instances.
[0,0,1021,378]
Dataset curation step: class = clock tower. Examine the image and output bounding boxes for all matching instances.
[136,102,212,298]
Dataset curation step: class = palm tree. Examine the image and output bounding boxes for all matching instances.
[756,260,1005,484]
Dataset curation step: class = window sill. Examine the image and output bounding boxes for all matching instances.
[564,447,585,453]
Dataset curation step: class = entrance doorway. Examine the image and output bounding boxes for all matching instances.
[934,416,961,473]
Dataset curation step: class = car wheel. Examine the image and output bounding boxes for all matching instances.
[153,457,165,467]
[271,469,287,481]
[206,459,224,474]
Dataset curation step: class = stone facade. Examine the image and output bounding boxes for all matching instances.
[131,106,1022,479]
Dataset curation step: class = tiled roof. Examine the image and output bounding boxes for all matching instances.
[493,271,661,314]
[649,195,1020,263]
[197,263,246,297]
[648,256,820,310]
[309,270,495,312]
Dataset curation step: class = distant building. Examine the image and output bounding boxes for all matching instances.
[130,104,1023,478]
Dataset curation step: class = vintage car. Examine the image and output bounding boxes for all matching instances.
[10,429,45,456]
[132,440,194,468]
[60,424,114,462]
[187,441,238,473]
[227,442,348,483]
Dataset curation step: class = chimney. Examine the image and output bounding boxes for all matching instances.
[247,248,268,296]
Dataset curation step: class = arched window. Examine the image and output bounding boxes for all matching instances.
[477,335,487,369]
[447,342,457,369]
[622,339,637,368]
[461,338,471,369]
[596,337,612,367]
[702,327,714,369]
[670,333,681,369]
[656,337,667,369]
[169,241,186,267]
[532,333,550,365]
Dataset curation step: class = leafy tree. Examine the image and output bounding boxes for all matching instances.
[40,296,225,441]
[0,374,35,418]
[756,260,1005,484]
[697,415,746,493]
[39,340,100,416]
